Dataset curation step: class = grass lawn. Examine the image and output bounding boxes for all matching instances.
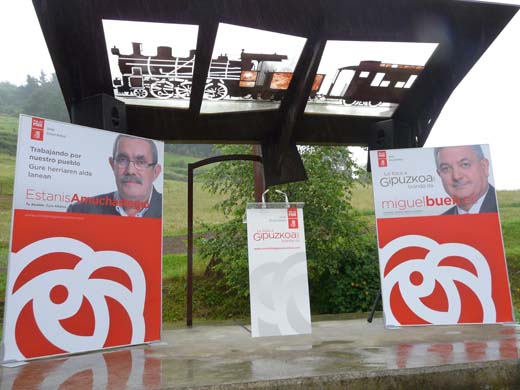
[350,184,520,318]
[0,115,519,322]
[0,173,519,322]
[0,115,18,156]
[162,180,228,236]
[498,191,520,316]
[0,115,228,322]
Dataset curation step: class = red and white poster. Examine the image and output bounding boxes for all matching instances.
[2,115,164,362]
[246,204,311,337]
[370,145,513,327]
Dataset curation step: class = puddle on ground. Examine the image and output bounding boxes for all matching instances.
[312,340,354,348]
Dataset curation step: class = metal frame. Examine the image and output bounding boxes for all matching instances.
[186,154,262,326]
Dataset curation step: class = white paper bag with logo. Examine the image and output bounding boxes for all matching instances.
[245,189,311,337]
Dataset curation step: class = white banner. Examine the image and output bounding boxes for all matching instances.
[370,145,513,327]
[13,116,164,212]
[246,206,311,337]
[3,115,164,362]
[370,146,496,218]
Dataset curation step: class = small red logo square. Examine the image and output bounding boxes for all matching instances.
[288,218,298,229]
[288,208,299,229]
[31,118,45,141]
[377,150,387,158]
[378,158,387,167]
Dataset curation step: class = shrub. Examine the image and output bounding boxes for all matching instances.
[198,145,379,314]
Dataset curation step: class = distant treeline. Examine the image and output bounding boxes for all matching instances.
[0,72,69,122]
[165,144,218,158]
[0,72,217,159]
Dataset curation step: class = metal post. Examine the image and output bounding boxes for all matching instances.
[252,145,265,202]
[187,163,194,327]
[185,154,262,327]
[367,287,381,323]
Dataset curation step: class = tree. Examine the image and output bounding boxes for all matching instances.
[22,74,69,122]
[38,70,48,85]
[198,145,379,314]
[0,82,22,115]
[0,72,69,122]
[164,144,217,158]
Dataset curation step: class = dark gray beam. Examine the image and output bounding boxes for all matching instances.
[189,21,219,114]
[261,35,327,186]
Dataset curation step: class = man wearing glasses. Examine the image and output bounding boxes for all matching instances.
[434,145,497,215]
[67,135,162,217]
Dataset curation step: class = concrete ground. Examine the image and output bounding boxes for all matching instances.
[1,317,520,389]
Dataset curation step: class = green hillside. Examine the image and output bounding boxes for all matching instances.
[0,114,227,301]
[0,116,18,156]
[0,114,519,322]
[0,114,225,231]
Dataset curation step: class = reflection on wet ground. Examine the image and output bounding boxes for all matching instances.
[1,318,519,389]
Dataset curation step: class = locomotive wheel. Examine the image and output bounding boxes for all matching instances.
[132,89,148,99]
[342,98,355,106]
[204,82,228,100]
[369,101,382,107]
[150,81,174,99]
[176,81,192,99]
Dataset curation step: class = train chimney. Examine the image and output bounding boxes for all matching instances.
[157,46,173,59]
[132,42,143,56]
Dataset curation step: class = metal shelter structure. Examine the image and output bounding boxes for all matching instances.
[33,0,518,185]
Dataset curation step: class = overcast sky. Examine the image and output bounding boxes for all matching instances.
[0,1,519,189]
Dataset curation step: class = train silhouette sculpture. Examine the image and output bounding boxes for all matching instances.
[111,43,423,105]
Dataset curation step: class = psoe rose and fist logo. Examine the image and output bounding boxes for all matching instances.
[30,117,45,141]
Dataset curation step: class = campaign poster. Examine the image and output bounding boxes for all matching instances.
[246,206,311,337]
[370,145,513,327]
[2,115,164,362]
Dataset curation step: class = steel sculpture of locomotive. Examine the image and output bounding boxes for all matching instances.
[111,43,422,104]
[323,60,425,106]
[111,42,325,101]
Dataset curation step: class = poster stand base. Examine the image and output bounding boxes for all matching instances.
[148,341,169,347]
[367,287,381,323]
[1,361,28,368]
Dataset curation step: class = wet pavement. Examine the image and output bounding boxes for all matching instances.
[1,317,519,389]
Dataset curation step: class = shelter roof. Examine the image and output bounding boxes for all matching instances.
[33,0,518,183]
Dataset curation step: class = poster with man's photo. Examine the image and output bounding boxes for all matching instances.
[370,145,513,327]
[2,115,164,362]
